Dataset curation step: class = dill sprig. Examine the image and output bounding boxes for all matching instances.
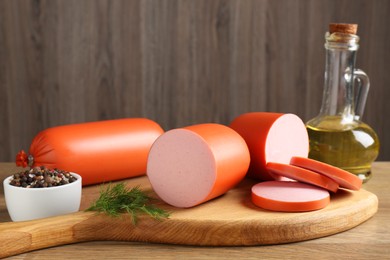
[86,183,170,224]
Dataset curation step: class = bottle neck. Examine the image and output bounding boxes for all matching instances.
[319,32,360,123]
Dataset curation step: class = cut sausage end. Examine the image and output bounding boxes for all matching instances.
[147,129,216,208]
[229,112,309,181]
[265,114,309,165]
[147,124,250,208]
[251,181,330,212]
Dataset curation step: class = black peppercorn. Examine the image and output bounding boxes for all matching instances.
[9,166,77,188]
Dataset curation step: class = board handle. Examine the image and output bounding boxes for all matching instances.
[0,211,96,258]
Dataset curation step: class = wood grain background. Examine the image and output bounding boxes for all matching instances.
[0,0,389,162]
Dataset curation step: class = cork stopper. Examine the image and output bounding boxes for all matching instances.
[329,23,358,35]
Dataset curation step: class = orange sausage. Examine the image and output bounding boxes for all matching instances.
[16,118,164,186]
[230,112,309,180]
[147,123,250,208]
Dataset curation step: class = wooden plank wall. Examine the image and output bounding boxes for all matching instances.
[1,0,389,162]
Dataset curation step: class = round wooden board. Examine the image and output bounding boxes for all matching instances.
[79,176,379,245]
[0,174,379,258]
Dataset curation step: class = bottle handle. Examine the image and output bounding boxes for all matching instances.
[353,69,370,120]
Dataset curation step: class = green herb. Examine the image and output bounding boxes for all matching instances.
[86,183,170,224]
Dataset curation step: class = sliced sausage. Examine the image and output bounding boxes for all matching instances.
[251,181,330,212]
[290,157,362,190]
[147,123,250,208]
[266,162,339,192]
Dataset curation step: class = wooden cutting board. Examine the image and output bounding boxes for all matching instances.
[0,176,378,258]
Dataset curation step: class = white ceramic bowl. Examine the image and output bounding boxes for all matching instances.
[3,172,82,222]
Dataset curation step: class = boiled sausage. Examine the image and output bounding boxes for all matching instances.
[230,112,309,180]
[16,118,164,186]
[147,123,250,208]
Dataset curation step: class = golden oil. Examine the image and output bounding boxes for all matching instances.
[306,116,380,182]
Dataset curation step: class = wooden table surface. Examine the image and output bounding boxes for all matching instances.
[1,162,389,259]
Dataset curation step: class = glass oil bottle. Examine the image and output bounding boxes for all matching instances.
[306,23,380,182]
